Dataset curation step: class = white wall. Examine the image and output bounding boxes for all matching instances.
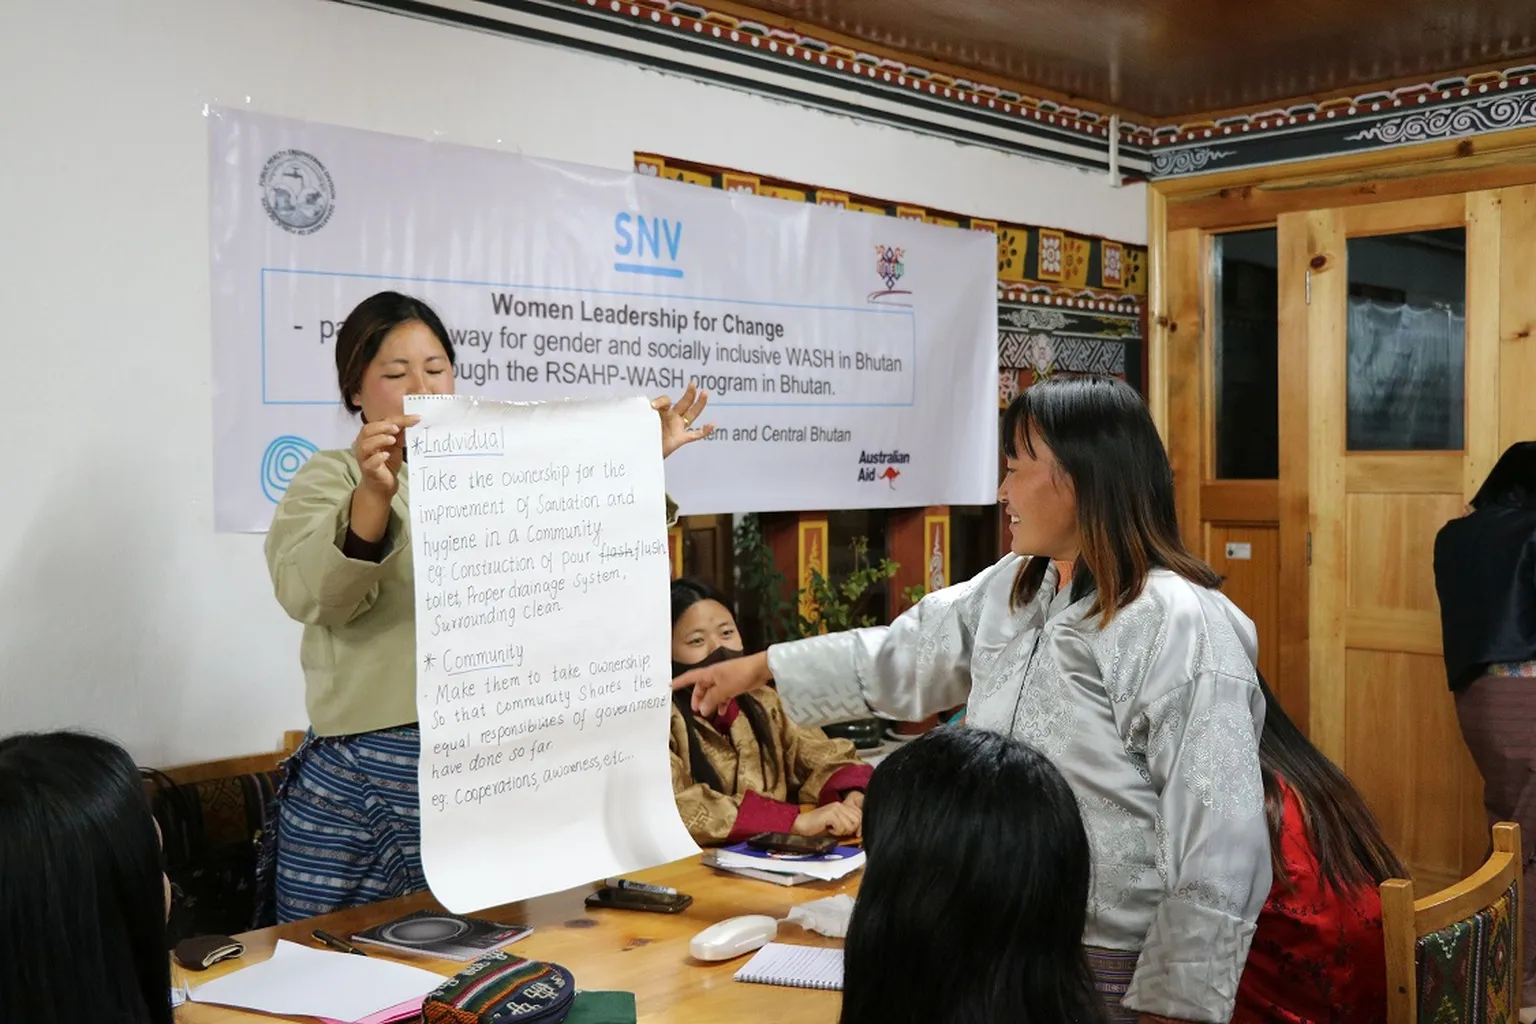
[0,0,1146,765]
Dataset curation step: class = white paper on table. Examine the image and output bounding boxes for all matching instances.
[711,849,867,881]
[405,395,699,913]
[188,940,443,1019]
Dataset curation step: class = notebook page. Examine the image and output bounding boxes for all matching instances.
[189,941,442,1019]
[733,943,844,990]
[712,848,865,881]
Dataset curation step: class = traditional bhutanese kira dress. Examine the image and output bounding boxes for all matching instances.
[767,554,1272,1024]
[669,687,872,845]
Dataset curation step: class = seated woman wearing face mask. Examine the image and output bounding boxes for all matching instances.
[669,578,872,845]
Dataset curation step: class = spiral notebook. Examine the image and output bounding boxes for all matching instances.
[732,943,843,991]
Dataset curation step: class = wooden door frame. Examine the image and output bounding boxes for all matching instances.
[1147,128,1536,732]
[1150,128,1536,444]
[1274,213,1311,726]
[1151,125,1536,235]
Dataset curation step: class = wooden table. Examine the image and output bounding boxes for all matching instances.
[176,856,855,1024]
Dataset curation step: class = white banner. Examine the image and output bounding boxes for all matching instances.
[209,109,998,532]
[405,394,695,912]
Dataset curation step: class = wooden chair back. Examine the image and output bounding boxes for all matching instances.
[1381,821,1523,1024]
[141,730,306,942]
[148,729,305,787]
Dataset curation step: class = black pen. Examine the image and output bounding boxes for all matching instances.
[312,929,367,956]
[605,877,679,896]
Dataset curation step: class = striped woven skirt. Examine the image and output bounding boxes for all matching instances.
[274,727,427,923]
[1086,946,1141,1023]
[1454,671,1536,1005]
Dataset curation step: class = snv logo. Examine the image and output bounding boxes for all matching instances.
[614,212,683,280]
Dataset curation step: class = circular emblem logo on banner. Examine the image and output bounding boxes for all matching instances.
[260,149,335,235]
[261,435,319,502]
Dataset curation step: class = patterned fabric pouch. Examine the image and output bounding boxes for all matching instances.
[422,950,577,1024]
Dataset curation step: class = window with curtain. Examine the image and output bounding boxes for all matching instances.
[1346,299,1465,451]
[1345,228,1466,452]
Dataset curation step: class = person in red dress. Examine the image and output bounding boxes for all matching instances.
[1234,673,1407,1024]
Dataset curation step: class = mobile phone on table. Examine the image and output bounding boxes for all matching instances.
[745,831,839,856]
[585,886,693,914]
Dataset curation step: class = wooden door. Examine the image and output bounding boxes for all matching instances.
[1291,194,1500,889]
[1159,224,1288,709]
[674,514,735,595]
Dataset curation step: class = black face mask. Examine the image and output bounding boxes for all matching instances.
[671,644,744,681]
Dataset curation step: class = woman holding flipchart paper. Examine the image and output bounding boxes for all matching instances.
[679,375,1273,1024]
[264,290,713,923]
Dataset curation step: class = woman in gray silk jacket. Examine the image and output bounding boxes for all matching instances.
[679,375,1271,1024]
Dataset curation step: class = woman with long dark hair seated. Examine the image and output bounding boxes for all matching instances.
[681,375,1269,1023]
[1434,440,1536,1008]
[669,577,871,844]
[841,726,1109,1024]
[1233,672,1406,1023]
[0,731,173,1024]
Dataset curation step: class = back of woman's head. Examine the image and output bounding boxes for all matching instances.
[1003,374,1219,623]
[0,732,172,1024]
[841,728,1107,1024]
[1471,441,1536,511]
[1254,673,1405,894]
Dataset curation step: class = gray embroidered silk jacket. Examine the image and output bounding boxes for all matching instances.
[766,554,1271,1023]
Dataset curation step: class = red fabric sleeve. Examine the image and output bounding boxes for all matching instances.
[725,789,801,844]
[707,699,741,733]
[817,763,875,805]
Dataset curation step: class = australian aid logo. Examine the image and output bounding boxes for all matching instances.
[858,449,912,488]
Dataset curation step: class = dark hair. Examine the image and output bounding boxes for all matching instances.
[669,578,778,792]
[1255,673,1406,894]
[1003,375,1220,624]
[1471,441,1536,511]
[841,728,1107,1024]
[334,291,455,416]
[0,732,172,1024]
